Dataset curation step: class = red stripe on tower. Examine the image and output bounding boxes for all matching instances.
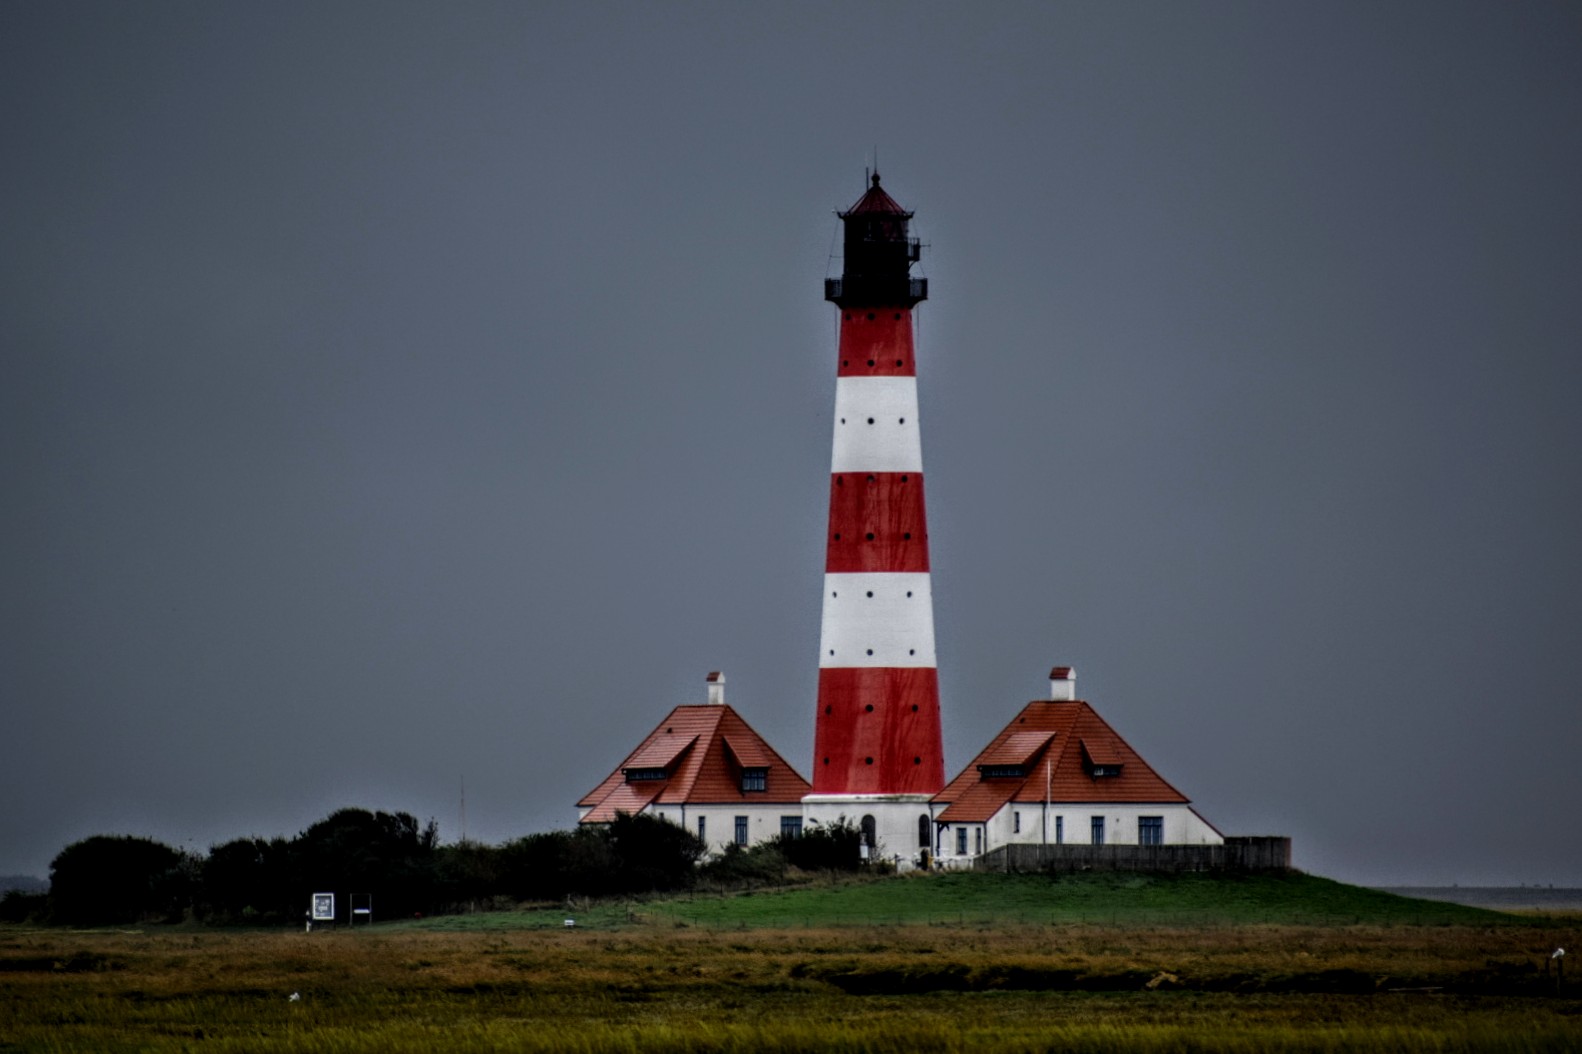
[812,172,945,797]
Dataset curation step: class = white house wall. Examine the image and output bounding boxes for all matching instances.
[801,794,935,867]
[935,803,1222,864]
[647,804,804,857]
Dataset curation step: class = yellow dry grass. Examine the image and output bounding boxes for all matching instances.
[2,920,1578,1052]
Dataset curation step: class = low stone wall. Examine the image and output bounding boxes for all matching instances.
[976,836,1292,874]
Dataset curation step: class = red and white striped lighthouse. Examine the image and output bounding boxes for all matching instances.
[804,172,945,856]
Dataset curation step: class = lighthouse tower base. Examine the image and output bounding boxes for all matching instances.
[802,794,937,869]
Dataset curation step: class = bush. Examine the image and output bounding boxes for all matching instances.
[775,818,864,872]
[0,889,48,923]
[50,835,195,925]
[606,811,705,893]
[197,837,295,924]
[292,809,439,920]
[698,841,788,888]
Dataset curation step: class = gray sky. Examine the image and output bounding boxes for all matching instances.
[4,2,1579,887]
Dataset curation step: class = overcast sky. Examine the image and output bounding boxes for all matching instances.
[4,2,1579,887]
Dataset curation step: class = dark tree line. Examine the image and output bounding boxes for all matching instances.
[1,809,866,927]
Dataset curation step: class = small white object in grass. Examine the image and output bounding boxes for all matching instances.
[564,918,575,928]
[288,992,300,1002]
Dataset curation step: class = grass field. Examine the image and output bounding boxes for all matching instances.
[3,871,1578,1052]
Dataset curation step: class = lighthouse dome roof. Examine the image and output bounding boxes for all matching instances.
[840,171,913,219]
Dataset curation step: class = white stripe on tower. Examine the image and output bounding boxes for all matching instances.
[830,376,923,473]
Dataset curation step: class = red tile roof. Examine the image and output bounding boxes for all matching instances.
[933,701,1190,823]
[578,704,811,823]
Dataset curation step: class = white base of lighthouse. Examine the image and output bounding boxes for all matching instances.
[801,793,937,869]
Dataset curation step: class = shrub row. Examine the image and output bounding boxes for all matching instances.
[9,810,866,927]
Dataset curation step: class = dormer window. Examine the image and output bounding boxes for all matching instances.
[741,767,767,792]
[625,767,669,782]
[1079,738,1123,778]
[978,764,1025,779]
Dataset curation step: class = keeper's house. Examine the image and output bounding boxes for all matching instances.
[577,673,812,855]
[930,667,1222,865]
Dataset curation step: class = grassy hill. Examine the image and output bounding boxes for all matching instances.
[407,869,1520,932]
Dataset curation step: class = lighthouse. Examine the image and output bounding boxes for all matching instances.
[802,172,946,860]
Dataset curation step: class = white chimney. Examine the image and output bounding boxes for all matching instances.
[706,670,725,705]
[1049,666,1075,701]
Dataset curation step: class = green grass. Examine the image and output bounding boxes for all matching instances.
[402,870,1519,933]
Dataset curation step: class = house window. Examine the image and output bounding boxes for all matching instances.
[1055,815,1064,844]
[918,814,930,848]
[780,815,802,838]
[1091,816,1105,846]
[956,826,968,856]
[625,767,667,782]
[979,764,1025,779]
[741,768,767,792]
[975,827,983,855]
[697,816,706,842]
[1013,810,1021,834]
[860,814,877,850]
[734,815,748,846]
[1139,816,1163,846]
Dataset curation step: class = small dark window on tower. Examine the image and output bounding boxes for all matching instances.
[866,312,875,320]
[901,474,909,482]
[893,313,901,320]
[865,532,874,540]
[864,757,874,765]
[909,649,915,655]
[895,359,903,366]
[828,649,834,656]
[836,476,843,485]
[899,418,905,424]
[867,474,875,482]
[840,417,846,424]
[906,591,913,597]
[867,359,875,366]
[911,704,918,712]
[864,704,874,712]
[866,417,874,424]
[865,591,873,597]
[824,705,832,714]
[823,757,830,764]
[832,591,838,597]
[903,533,911,540]
[914,756,922,765]
[866,649,874,655]
[833,533,841,540]
[842,360,848,367]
